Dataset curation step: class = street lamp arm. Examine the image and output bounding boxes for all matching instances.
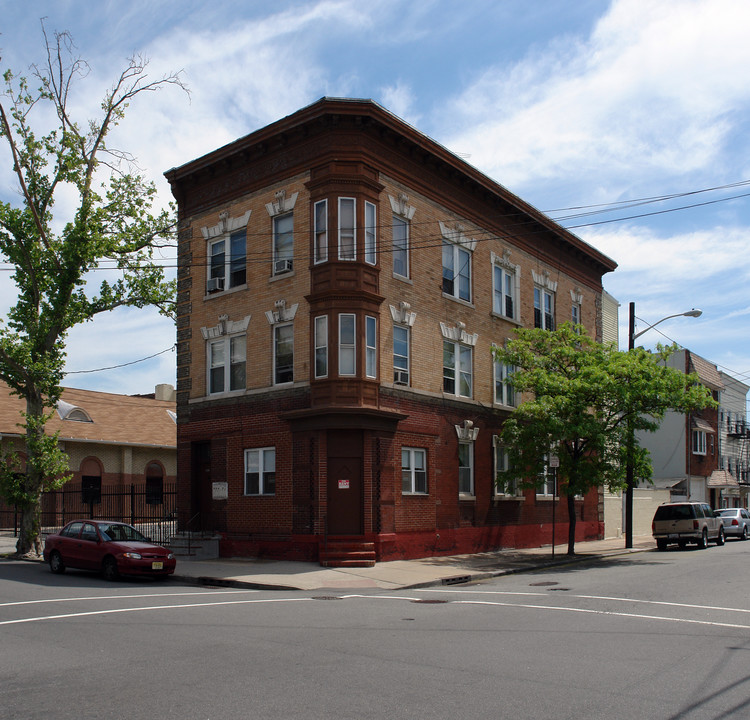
[632,309,702,342]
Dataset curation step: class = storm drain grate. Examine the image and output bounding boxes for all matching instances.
[529,581,558,587]
[312,596,342,601]
[411,599,448,604]
[442,575,471,586]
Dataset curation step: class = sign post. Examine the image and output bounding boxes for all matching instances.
[549,455,559,557]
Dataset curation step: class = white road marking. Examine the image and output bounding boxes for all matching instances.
[0,596,309,626]
[0,590,256,608]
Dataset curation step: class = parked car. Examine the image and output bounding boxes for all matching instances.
[652,501,725,550]
[715,508,750,540]
[43,520,176,580]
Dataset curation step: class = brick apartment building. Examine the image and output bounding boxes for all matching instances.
[165,98,617,564]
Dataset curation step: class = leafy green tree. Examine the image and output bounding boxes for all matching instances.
[493,323,716,555]
[0,27,185,555]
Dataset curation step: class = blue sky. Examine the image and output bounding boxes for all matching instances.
[2,0,750,402]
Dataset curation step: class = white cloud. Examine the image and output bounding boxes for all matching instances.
[442,0,750,191]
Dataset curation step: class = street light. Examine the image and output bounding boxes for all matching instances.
[624,302,703,548]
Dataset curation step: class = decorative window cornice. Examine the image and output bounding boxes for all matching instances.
[388,193,416,220]
[439,221,477,252]
[440,320,478,346]
[201,209,252,240]
[491,248,517,271]
[201,314,251,339]
[389,301,416,326]
[532,269,558,292]
[570,287,583,304]
[455,419,479,441]
[265,299,299,325]
[265,189,299,217]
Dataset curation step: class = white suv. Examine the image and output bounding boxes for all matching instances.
[652,501,725,550]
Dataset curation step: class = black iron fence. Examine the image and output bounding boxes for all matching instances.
[0,481,177,545]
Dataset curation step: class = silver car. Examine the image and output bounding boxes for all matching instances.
[716,508,750,540]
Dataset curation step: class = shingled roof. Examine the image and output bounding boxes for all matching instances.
[0,381,176,449]
[688,351,724,392]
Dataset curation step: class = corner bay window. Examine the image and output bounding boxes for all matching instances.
[314,315,328,378]
[209,335,246,394]
[314,200,328,263]
[339,314,356,375]
[245,448,275,496]
[339,198,356,260]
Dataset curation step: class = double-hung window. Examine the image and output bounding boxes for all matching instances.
[273,213,294,275]
[245,447,275,496]
[458,441,474,495]
[339,314,356,375]
[209,230,246,292]
[537,457,556,497]
[494,361,516,407]
[314,315,328,378]
[693,429,707,455]
[443,340,472,398]
[365,316,377,379]
[274,324,294,385]
[209,335,246,395]
[364,201,376,265]
[393,325,410,386]
[442,240,471,302]
[493,265,515,319]
[339,198,356,260]
[393,215,409,278]
[314,200,328,263]
[402,448,427,494]
[494,439,517,496]
[534,287,555,330]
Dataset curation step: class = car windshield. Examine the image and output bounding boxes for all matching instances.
[99,524,148,543]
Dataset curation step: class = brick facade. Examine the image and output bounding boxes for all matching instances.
[166,98,616,562]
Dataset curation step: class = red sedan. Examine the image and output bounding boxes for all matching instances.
[43,520,176,580]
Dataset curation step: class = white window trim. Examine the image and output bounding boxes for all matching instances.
[458,440,475,497]
[493,357,516,408]
[364,201,377,265]
[202,210,251,294]
[271,212,294,276]
[393,324,410,387]
[493,435,522,499]
[339,313,356,376]
[402,447,428,495]
[491,250,520,322]
[244,447,276,496]
[338,197,356,260]
[314,199,328,264]
[443,340,473,398]
[314,315,328,379]
[693,429,707,455]
[207,334,246,396]
[273,322,294,386]
[365,315,377,379]
[201,315,251,397]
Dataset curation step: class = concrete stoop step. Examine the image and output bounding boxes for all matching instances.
[169,532,221,560]
[319,539,376,568]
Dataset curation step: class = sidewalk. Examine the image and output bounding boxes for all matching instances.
[1,531,655,591]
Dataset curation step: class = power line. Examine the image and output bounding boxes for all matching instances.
[65,345,174,375]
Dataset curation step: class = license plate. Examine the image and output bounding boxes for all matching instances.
[152,561,163,570]
[667,534,678,539]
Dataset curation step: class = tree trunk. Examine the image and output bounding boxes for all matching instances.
[567,493,577,556]
[15,392,47,557]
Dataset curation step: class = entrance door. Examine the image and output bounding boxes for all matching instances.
[327,431,363,535]
[190,442,212,532]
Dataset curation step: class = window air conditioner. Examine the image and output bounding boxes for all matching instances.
[394,371,409,386]
[206,277,225,293]
[275,258,293,274]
